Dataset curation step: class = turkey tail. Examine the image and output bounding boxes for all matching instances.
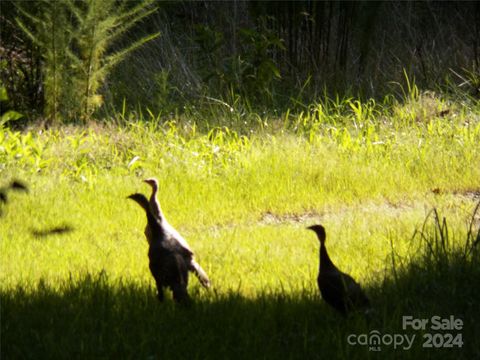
[190,260,211,289]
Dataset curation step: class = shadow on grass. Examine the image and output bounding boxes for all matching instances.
[2,275,362,360]
[2,207,479,359]
[30,224,74,238]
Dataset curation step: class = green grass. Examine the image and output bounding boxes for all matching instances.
[1,92,480,358]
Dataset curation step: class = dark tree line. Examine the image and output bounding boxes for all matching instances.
[1,1,479,123]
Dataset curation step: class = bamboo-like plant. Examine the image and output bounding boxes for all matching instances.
[16,0,159,123]
[16,0,71,124]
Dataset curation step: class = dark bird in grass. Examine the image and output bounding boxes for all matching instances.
[10,180,28,192]
[143,177,211,289]
[0,179,29,204]
[0,179,29,216]
[128,191,209,303]
[307,224,370,315]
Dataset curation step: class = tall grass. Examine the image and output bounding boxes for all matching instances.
[2,205,479,359]
[1,93,479,358]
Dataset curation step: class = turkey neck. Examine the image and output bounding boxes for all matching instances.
[320,243,336,272]
[149,184,164,221]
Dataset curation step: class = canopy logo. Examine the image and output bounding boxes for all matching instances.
[347,330,415,352]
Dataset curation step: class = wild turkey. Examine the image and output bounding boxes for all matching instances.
[143,177,211,289]
[128,193,190,303]
[307,224,370,315]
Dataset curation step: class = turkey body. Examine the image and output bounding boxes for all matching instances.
[143,178,211,289]
[128,193,191,303]
[308,224,370,315]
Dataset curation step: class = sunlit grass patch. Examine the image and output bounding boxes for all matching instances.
[1,94,479,358]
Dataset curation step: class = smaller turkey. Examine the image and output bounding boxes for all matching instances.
[307,224,370,315]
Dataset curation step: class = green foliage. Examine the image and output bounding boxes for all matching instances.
[4,1,479,121]
[0,84,23,127]
[1,94,479,358]
[2,189,479,358]
[194,18,284,105]
[15,0,71,123]
[0,2,43,116]
[15,0,159,123]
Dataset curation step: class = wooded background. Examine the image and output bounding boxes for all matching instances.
[1,1,479,123]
